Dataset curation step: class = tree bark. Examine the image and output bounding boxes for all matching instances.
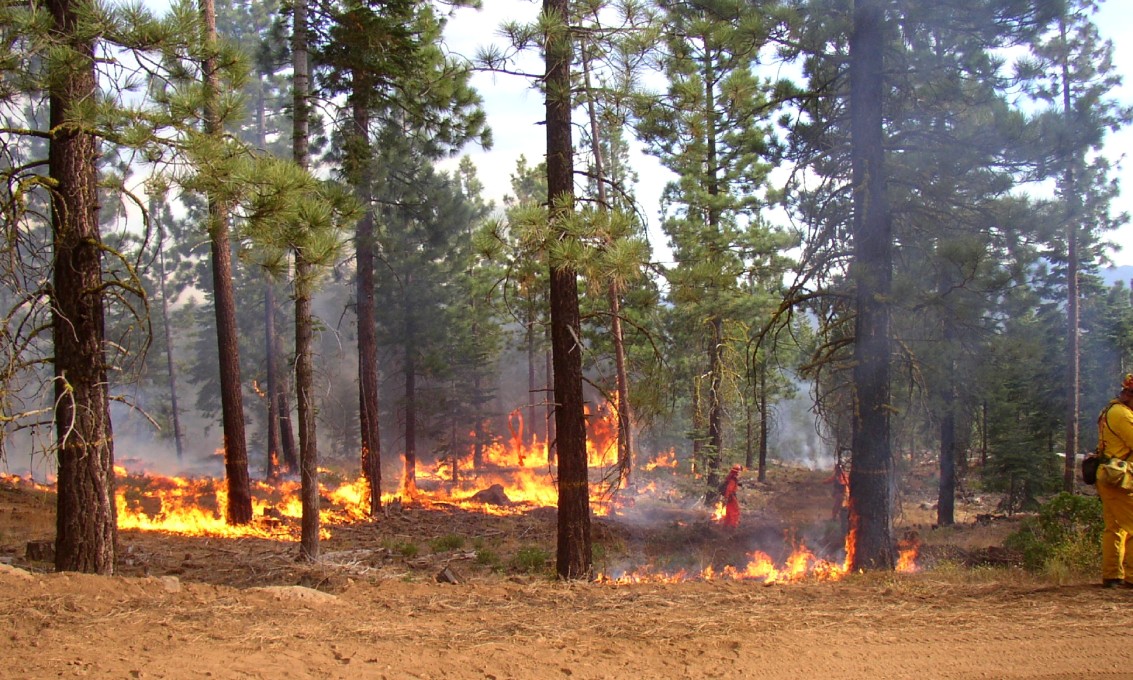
[403,277,418,496]
[295,259,319,560]
[703,44,724,502]
[1060,16,1080,493]
[526,306,538,452]
[758,361,769,482]
[202,0,252,525]
[154,200,184,461]
[580,41,635,490]
[265,279,281,479]
[545,0,591,581]
[50,0,117,573]
[352,83,382,515]
[848,0,895,571]
[937,273,957,527]
[292,0,319,560]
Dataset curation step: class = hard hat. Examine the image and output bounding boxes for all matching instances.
[1123,373,1133,391]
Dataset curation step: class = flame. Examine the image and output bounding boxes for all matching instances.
[0,473,54,492]
[710,500,726,522]
[643,449,678,471]
[599,539,850,585]
[896,531,921,573]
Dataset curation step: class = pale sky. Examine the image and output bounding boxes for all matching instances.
[443,0,1133,268]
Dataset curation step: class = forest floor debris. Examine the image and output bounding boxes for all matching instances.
[0,465,1125,679]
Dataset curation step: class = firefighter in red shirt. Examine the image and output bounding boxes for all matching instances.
[721,464,742,529]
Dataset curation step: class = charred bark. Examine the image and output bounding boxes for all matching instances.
[848,0,895,571]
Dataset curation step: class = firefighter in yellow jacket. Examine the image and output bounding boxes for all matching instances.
[1096,373,1133,588]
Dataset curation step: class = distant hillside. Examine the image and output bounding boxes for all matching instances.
[1101,266,1133,287]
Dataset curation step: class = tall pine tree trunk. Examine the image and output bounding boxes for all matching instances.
[50,0,116,572]
[351,83,383,515]
[292,0,319,560]
[937,271,957,527]
[526,306,538,452]
[402,278,418,496]
[705,315,724,496]
[153,199,184,461]
[1060,16,1081,492]
[545,0,591,580]
[202,0,252,525]
[545,342,556,465]
[265,280,281,479]
[703,48,724,501]
[758,360,768,482]
[580,42,635,490]
[848,0,895,571]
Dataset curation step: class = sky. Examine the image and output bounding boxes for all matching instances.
[441,0,1133,269]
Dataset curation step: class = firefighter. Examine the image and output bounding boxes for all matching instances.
[1097,373,1133,588]
[721,464,742,529]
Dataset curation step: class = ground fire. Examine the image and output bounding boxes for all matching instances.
[6,401,919,582]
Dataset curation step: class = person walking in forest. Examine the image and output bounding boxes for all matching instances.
[1095,373,1133,588]
[721,464,743,529]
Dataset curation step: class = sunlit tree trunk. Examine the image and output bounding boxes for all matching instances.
[50,0,116,573]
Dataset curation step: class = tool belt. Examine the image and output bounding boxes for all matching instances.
[1098,456,1133,491]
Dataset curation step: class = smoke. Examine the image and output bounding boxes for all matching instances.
[768,382,836,471]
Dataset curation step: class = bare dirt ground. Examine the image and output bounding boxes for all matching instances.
[1,465,1129,680]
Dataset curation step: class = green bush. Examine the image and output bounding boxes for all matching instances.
[1004,492,1102,577]
[509,545,551,574]
[475,548,500,569]
[429,534,465,553]
[382,539,419,558]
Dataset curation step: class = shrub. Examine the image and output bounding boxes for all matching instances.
[429,534,465,553]
[509,545,551,574]
[475,548,500,569]
[382,539,419,558]
[1004,492,1102,577]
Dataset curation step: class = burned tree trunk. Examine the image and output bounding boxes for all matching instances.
[848,0,895,571]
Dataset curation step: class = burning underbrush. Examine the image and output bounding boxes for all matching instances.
[3,452,931,589]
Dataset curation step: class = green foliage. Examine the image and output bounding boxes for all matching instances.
[474,548,501,569]
[508,545,551,574]
[383,539,419,558]
[429,534,465,553]
[1004,492,1102,576]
